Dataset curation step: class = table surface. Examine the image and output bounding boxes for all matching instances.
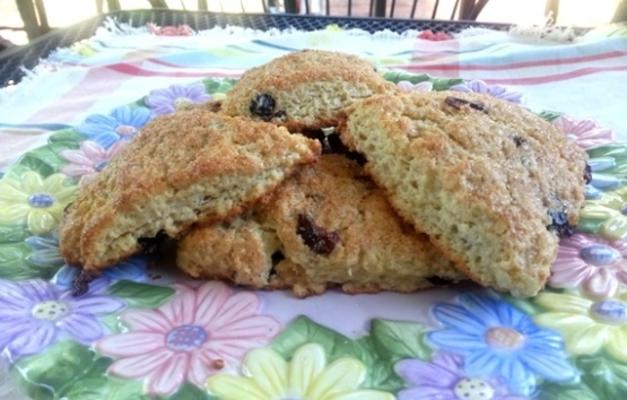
[0,10,510,87]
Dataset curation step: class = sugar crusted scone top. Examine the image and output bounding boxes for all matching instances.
[344,91,587,229]
[107,110,317,195]
[59,108,320,270]
[220,50,396,128]
[224,50,393,92]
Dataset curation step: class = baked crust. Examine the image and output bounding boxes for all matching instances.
[340,91,587,297]
[59,108,320,272]
[177,155,463,296]
[220,50,396,130]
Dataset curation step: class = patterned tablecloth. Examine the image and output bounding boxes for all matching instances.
[1,20,627,400]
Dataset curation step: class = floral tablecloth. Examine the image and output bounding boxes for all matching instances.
[1,20,627,400]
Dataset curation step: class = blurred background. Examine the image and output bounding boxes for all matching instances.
[0,0,625,47]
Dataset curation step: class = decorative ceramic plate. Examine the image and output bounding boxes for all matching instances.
[1,72,626,400]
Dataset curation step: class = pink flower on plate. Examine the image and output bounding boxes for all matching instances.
[553,115,615,149]
[96,282,280,397]
[60,141,126,183]
[550,233,627,298]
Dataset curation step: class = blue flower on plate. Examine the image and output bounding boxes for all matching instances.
[77,105,152,148]
[52,256,149,290]
[428,292,577,396]
[0,279,124,361]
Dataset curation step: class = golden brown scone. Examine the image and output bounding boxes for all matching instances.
[59,109,320,272]
[220,50,395,131]
[341,91,588,297]
[177,155,464,297]
[177,216,281,288]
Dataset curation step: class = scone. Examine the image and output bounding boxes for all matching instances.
[177,216,281,289]
[177,155,464,297]
[220,50,395,131]
[59,109,320,272]
[341,91,588,297]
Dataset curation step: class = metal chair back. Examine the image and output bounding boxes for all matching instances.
[10,0,495,43]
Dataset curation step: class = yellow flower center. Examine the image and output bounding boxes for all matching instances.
[174,97,193,109]
[484,327,525,350]
[591,300,627,325]
[31,300,68,321]
[453,378,495,400]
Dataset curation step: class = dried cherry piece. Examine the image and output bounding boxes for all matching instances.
[296,214,340,255]
[72,270,94,297]
[584,164,592,184]
[513,136,527,147]
[445,96,486,112]
[547,209,575,237]
[249,93,276,120]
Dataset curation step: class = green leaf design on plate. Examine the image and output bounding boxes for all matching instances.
[537,110,563,122]
[48,129,86,145]
[577,217,607,235]
[12,341,112,400]
[431,78,466,91]
[108,280,175,308]
[578,353,627,399]
[272,316,355,360]
[6,142,78,179]
[168,382,218,400]
[99,313,125,335]
[538,381,599,400]
[5,158,54,180]
[65,372,217,400]
[62,376,152,400]
[382,71,430,84]
[370,319,432,362]
[354,336,405,391]
[502,294,541,315]
[381,71,464,90]
[272,316,417,391]
[580,188,627,240]
[0,224,30,244]
[61,376,112,400]
[0,242,54,280]
[587,143,627,159]
[587,144,627,180]
[203,78,237,94]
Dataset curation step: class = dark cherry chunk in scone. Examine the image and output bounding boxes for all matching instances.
[296,214,340,255]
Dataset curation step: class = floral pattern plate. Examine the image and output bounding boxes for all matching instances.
[1,72,626,400]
